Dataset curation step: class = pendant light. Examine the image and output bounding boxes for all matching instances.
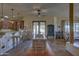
[11,8,14,19]
[1,3,9,20]
[1,3,4,20]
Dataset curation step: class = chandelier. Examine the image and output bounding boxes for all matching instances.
[0,3,23,21]
[0,3,9,21]
[0,3,4,20]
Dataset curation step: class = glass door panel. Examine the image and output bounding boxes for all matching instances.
[40,22,46,38]
[33,22,39,39]
[33,21,46,39]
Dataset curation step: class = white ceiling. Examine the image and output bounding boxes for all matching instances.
[0,3,78,18]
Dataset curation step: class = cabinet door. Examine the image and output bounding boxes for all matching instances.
[20,21,24,29]
[0,22,2,29]
[13,21,18,30]
[47,25,54,36]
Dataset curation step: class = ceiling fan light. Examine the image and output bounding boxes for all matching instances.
[42,9,47,12]
[38,15,41,17]
[33,11,38,13]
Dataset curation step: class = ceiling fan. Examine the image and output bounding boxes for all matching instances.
[32,6,47,17]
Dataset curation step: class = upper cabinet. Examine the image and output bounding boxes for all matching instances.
[0,20,24,30]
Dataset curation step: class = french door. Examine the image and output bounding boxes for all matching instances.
[33,21,46,39]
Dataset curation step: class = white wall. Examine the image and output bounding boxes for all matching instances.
[23,15,54,36]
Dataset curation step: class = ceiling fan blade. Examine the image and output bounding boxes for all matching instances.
[41,9,47,13]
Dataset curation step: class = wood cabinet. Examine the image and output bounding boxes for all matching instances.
[0,21,2,29]
[47,25,54,36]
[33,39,46,50]
[0,20,24,30]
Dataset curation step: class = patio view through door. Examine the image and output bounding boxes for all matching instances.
[33,21,46,39]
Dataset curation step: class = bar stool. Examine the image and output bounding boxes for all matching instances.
[12,35,20,48]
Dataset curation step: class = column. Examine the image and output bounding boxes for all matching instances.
[69,3,74,44]
[54,16,57,39]
[61,20,65,39]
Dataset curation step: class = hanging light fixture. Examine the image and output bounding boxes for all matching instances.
[1,3,9,21]
[11,8,14,19]
[10,8,15,20]
[1,3,4,20]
